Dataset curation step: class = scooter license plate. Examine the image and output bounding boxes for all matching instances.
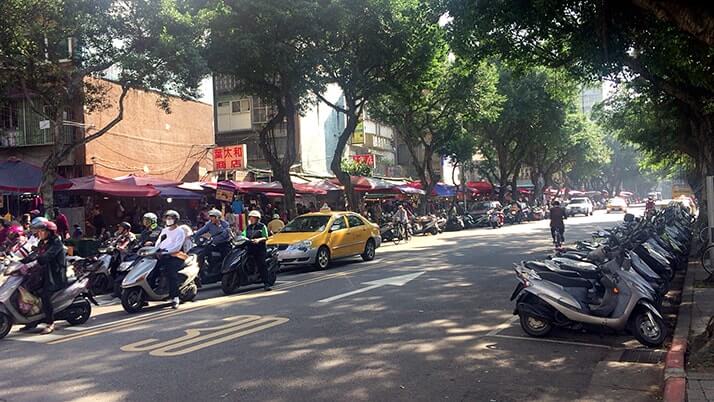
[510,283,524,301]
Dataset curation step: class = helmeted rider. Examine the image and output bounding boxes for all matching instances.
[112,222,136,253]
[135,212,162,250]
[192,209,232,272]
[155,210,186,309]
[549,200,567,244]
[645,196,656,216]
[1,225,26,255]
[22,220,67,334]
[242,210,272,291]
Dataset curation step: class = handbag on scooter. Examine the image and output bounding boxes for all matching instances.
[17,286,42,316]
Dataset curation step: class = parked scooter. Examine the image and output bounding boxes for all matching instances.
[511,252,667,347]
[489,209,504,229]
[120,246,200,313]
[0,256,98,339]
[220,237,279,295]
[412,215,440,236]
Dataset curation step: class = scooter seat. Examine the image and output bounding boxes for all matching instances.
[551,258,600,280]
[538,271,593,289]
[524,261,581,278]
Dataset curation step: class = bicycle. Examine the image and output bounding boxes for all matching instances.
[394,221,410,244]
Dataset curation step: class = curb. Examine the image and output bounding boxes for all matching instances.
[663,262,695,402]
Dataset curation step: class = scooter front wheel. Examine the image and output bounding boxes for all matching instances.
[121,288,145,314]
[221,271,240,295]
[630,309,667,348]
[519,311,553,337]
[0,312,12,339]
[66,300,92,325]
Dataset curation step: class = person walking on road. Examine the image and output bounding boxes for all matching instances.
[53,207,69,240]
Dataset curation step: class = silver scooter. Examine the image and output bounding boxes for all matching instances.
[0,256,97,339]
[511,252,666,348]
[120,246,200,313]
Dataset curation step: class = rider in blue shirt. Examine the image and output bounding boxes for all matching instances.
[193,209,232,270]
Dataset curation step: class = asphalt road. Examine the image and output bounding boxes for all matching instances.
[0,209,652,402]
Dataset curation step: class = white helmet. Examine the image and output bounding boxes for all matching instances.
[248,210,261,219]
[208,209,222,218]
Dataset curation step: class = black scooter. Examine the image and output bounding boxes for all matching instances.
[220,237,279,295]
[190,236,230,286]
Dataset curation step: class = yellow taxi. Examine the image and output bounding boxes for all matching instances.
[267,210,381,269]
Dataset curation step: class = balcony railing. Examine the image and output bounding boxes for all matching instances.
[0,100,75,148]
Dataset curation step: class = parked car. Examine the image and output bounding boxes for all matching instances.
[606,197,628,213]
[470,201,502,217]
[565,197,593,216]
[267,211,381,270]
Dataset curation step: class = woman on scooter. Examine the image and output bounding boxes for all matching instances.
[25,220,67,334]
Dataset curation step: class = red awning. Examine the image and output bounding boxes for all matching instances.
[466,181,494,193]
[114,174,181,187]
[329,176,398,192]
[217,181,327,195]
[64,175,160,197]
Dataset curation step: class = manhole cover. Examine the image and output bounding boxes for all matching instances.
[619,349,665,364]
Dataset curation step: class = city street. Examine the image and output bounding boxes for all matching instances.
[0,209,661,402]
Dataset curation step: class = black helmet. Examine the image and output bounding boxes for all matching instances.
[120,221,132,231]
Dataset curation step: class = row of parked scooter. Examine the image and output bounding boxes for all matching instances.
[511,205,693,347]
[0,228,279,339]
[378,204,548,243]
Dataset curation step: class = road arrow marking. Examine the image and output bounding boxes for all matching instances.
[318,272,425,303]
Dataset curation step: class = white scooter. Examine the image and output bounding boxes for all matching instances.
[120,246,200,313]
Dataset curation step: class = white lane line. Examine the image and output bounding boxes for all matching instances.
[485,316,518,336]
[485,333,623,350]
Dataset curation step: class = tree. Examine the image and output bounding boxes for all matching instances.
[314,0,441,211]
[473,64,573,203]
[447,0,714,185]
[0,0,206,214]
[204,0,326,218]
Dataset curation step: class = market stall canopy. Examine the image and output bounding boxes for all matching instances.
[114,174,181,187]
[329,176,399,192]
[406,181,456,197]
[304,179,343,192]
[64,175,160,197]
[155,185,202,200]
[395,185,426,195]
[619,191,634,197]
[466,181,494,193]
[0,159,71,193]
[568,190,586,197]
[218,180,327,195]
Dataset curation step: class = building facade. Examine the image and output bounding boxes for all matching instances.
[0,78,214,181]
[213,78,399,178]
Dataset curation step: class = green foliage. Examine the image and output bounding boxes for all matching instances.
[341,160,372,177]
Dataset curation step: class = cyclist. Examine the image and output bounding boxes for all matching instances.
[393,204,412,240]
[549,200,567,246]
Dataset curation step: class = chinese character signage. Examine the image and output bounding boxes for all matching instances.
[352,154,375,167]
[351,119,364,145]
[213,144,247,171]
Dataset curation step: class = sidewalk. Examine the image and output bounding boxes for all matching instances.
[686,261,714,402]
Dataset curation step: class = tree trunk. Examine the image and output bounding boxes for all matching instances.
[330,97,361,212]
[511,164,520,201]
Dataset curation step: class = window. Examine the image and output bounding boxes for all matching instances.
[330,216,347,231]
[231,99,250,113]
[347,215,364,228]
[282,216,331,233]
[252,97,275,124]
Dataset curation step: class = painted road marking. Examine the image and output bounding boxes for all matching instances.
[42,262,389,344]
[318,272,425,303]
[485,333,624,349]
[120,315,288,357]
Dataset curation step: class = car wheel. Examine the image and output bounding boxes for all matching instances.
[315,246,330,270]
[361,239,376,262]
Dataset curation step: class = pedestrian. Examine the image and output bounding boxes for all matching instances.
[267,214,285,235]
[53,207,70,240]
[115,200,126,221]
[89,206,107,239]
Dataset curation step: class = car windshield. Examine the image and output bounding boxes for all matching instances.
[570,199,586,204]
[282,216,331,233]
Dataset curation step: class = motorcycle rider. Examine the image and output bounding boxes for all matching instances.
[645,196,656,217]
[193,209,231,269]
[155,210,187,309]
[1,225,26,254]
[549,200,567,244]
[242,210,272,291]
[24,220,67,334]
[112,222,136,253]
[136,212,162,249]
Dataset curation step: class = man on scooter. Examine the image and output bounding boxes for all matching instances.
[242,210,272,291]
[155,210,187,309]
[24,220,67,334]
[549,200,567,244]
[192,209,231,272]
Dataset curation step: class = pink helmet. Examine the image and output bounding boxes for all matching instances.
[7,225,24,238]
